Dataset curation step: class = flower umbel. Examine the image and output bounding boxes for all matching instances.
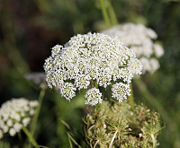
[102,23,164,74]
[0,98,38,139]
[44,33,142,105]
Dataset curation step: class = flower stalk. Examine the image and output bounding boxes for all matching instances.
[99,0,111,27]
[107,0,118,25]
[30,88,46,136]
[22,126,39,148]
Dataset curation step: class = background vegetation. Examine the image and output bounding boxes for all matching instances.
[0,0,180,147]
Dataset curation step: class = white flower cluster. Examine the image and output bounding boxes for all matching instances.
[44,33,142,105]
[112,82,130,102]
[102,23,164,74]
[85,88,102,106]
[0,98,38,139]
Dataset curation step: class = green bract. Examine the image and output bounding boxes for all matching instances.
[85,101,161,148]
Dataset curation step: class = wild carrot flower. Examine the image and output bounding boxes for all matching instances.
[102,23,164,73]
[44,33,142,105]
[0,98,38,138]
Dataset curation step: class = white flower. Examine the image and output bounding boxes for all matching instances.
[29,101,39,107]
[112,68,121,81]
[44,57,53,72]
[150,58,160,73]
[51,45,63,58]
[9,128,16,136]
[140,58,151,73]
[22,117,30,126]
[14,123,22,132]
[85,88,102,106]
[102,23,164,74]
[75,74,91,90]
[0,98,38,138]
[97,70,112,88]
[60,82,76,100]
[1,125,8,133]
[154,43,164,57]
[44,33,142,104]
[119,68,133,83]
[112,82,131,102]
[128,59,143,75]
[140,57,160,74]
[30,109,35,115]
[7,119,13,127]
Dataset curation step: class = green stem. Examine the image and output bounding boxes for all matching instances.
[30,88,46,136]
[99,0,111,27]
[91,80,94,88]
[107,0,118,25]
[94,81,98,89]
[22,126,39,148]
[128,83,134,107]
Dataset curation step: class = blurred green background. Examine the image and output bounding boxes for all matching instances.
[0,0,180,147]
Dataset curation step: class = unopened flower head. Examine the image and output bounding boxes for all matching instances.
[102,23,164,74]
[0,98,38,138]
[85,101,161,147]
[44,33,142,105]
